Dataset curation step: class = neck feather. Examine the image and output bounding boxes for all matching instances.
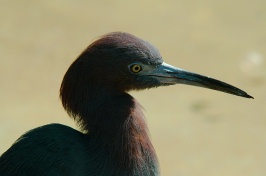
[60,82,159,175]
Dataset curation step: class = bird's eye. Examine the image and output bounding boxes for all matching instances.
[129,64,142,73]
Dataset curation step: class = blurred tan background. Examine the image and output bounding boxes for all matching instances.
[1,1,266,175]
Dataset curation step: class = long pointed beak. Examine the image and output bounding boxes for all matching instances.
[149,62,253,99]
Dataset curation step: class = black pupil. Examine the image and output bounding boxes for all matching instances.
[134,66,140,71]
[131,65,141,72]
[130,64,142,73]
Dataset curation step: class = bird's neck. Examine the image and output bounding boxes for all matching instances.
[74,87,159,175]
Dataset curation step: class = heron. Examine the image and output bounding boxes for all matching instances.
[0,32,253,176]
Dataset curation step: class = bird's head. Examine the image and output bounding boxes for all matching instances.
[65,32,164,92]
[61,32,252,99]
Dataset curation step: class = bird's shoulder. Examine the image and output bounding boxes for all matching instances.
[0,123,89,176]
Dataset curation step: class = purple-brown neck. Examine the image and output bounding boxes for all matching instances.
[60,60,159,175]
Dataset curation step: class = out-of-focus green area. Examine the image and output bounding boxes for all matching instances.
[1,1,265,175]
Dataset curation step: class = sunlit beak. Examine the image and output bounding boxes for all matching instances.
[148,62,253,98]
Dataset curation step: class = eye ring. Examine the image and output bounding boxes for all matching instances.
[129,64,142,73]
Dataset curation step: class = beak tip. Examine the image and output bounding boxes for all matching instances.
[242,93,254,99]
[247,94,254,99]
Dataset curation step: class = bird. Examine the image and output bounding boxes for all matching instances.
[0,32,253,176]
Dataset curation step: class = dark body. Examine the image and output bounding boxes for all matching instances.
[0,32,252,176]
[0,123,156,176]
